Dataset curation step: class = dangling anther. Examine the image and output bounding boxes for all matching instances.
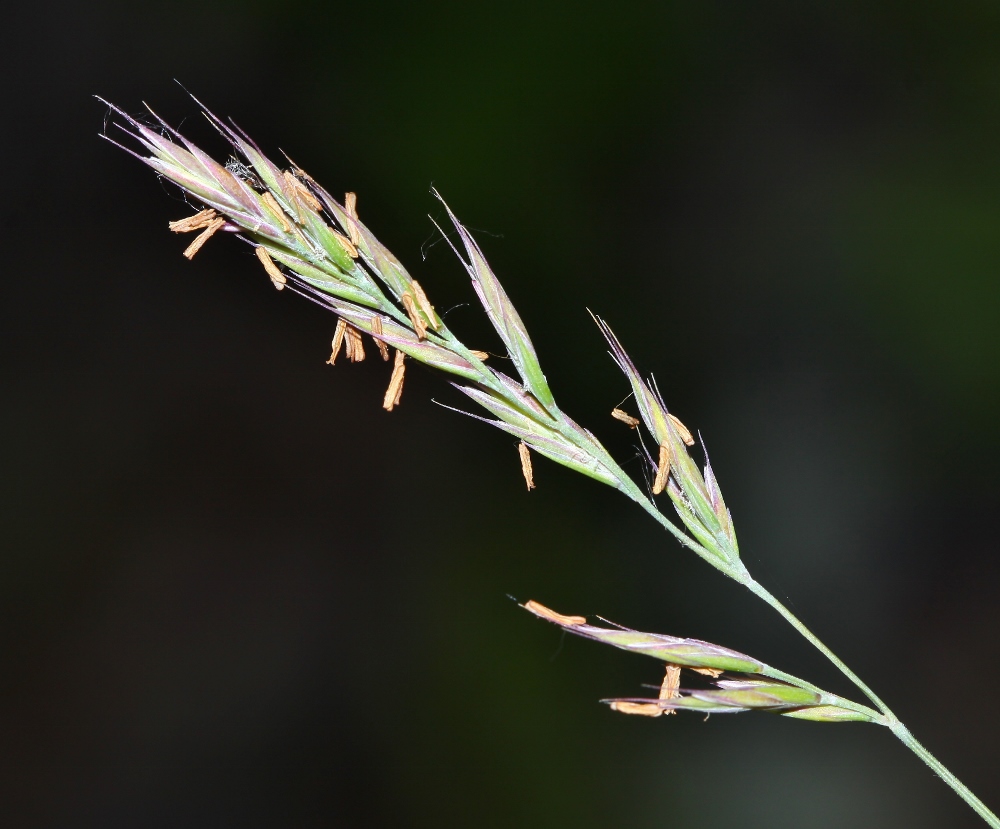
[282,170,323,212]
[691,667,724,678]
[261,191,292,233]
[169,209,224,259]
[327,319,347,365]
[344,324,365,363]
[522,600,586,626]
[410,280,439,331]
[518,441,535,491]
[610,701,663,717]
[470,350,489,361]
[391,353,406,407]
[168,208,218,234]
[659,665,681,700]
[383,350,406,411]
[370,316,390,361]
[344,192,362,247]
[401,294,428,340]
[333,230,359,259]
[255,246,287,290]
[284,154,314,183]
[668,413,695,446]
[180,216,226,259]
[652,442,671,495]
[611,408,640,428]
[658,665,681,716]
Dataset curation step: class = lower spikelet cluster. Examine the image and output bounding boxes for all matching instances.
[522,601,878,723]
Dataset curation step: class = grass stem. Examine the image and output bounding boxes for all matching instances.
[891,723,1000,828]
[744,577,1000,826]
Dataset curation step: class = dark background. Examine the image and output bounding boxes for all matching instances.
[2,1,1000,826]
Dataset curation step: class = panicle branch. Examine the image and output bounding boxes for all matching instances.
[522,601,880,723]
[595,314,741,573]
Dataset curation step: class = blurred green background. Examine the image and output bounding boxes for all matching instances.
[2,0,1000,825]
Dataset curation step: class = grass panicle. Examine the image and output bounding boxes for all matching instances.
[100,93,1000,828]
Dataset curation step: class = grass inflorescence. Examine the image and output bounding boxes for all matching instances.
[99,93,1000,827]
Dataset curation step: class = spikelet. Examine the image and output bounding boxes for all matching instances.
[434,191,554,408]
[522,600,765,673]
